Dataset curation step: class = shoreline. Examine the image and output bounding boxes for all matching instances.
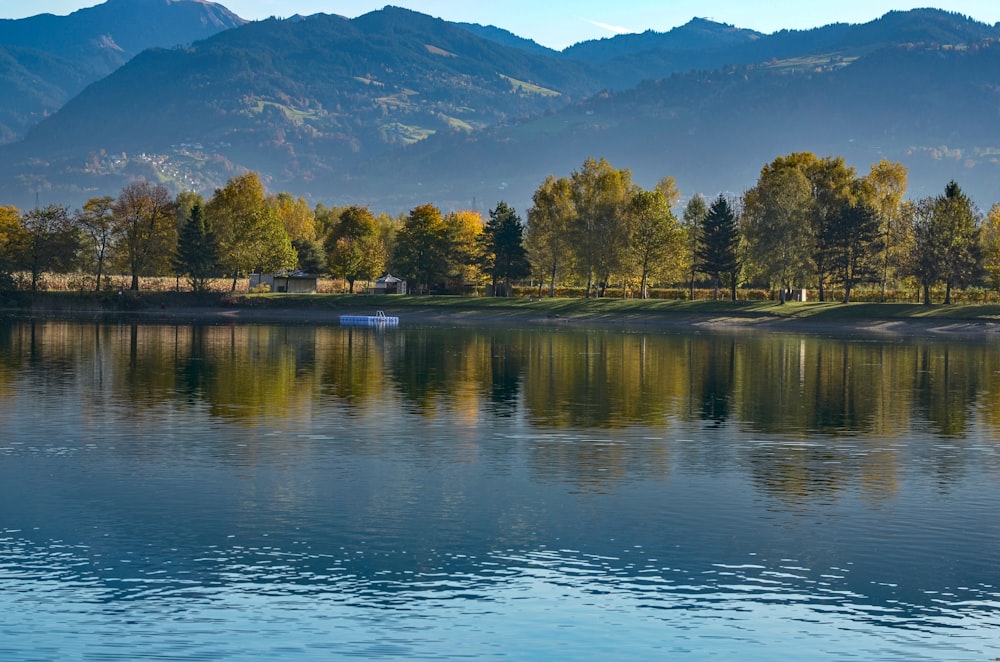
[4,298,1000,340]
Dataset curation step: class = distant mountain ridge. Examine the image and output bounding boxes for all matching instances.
[3,5,1000,214]
[0,0,245,143]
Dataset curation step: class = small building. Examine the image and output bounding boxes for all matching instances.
[250,271,318,294]
[374,273,407,295]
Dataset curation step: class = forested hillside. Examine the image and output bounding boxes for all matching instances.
[1,5,998,215]
[0,0,244,143]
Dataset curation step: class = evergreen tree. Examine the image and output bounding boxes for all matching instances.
[480,201,529,296]
[697,195,740,301]
[175,203,219,292]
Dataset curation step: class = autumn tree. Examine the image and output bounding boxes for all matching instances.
[624,188,679,299]
[446,210,484,287]
[74,196,117,291]
[696,195,740,301]
[0,205,19,290]
[480,201,529,296]
[174,203,219,292]
[982,203,1000,294]
[269,192,316,242]
[860,160,909,301]
[526,175,574,297]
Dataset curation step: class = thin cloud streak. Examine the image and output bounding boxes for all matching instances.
[585,19,636,35]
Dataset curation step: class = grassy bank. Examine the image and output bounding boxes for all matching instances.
[7,290,1000,327]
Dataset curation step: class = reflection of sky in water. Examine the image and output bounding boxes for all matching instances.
[0,322,999,660]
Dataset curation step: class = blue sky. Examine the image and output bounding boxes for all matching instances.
[4,1,1000,49]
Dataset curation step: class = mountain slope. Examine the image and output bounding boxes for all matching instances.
[0,7,603,203]
[0,0,245,142]
[2,7,1000,213]
[561,8,1000,89]
[343,39,1000,213]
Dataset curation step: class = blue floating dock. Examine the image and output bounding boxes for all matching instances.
[339,310,399,327]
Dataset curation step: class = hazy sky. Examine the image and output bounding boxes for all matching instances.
[4,1,1000,49]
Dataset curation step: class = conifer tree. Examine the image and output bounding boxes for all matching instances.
[175,203,219,292]
[697,195,740,301]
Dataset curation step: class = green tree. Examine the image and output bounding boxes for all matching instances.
[937,181,981,304]
[75,196,117,291]
[909,182,980,304]
[392,203,453,294]
[113,180,177,291]
[807,156,858,302]
[742,159,815,302]
[624,188,679,299]
[570,157,633,297]
[480,201,530,296]
[293,238,327,274]
[206,172,296,289]
[910,198,945,305]
[827,199,882,303]
[697,195,740,301]
[526,175,574,297]
[325,205,384,293]
[681,195,708,299]
[174,203,219,292]
[12,205,81,292]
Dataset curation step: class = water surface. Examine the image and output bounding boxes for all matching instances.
[1,320,998,660]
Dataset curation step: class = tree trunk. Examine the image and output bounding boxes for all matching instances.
[944,281,952,304]
[131,272,140,291]
[923,283,931,305]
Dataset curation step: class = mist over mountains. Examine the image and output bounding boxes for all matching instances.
[1,2,998,215]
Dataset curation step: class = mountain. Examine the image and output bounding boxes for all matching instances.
[2,7,1000,214]
[0,6,603,204]
[559,8,1000,89]
[455,23,558,58]
[345,38,1000,213]
[0,0,245,143]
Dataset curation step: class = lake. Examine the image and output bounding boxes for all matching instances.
[0,319,998,660]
